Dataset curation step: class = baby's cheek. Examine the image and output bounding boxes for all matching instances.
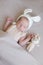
[19,26,22,30]
[22,28,25,31]
[18,24,21,29]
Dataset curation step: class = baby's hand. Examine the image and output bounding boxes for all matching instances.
[27,33,35,41]
[3,17,13,31]
[18,35,30,46]
[18,33,36,46]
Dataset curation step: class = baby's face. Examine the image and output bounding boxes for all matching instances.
[16,17,29,32]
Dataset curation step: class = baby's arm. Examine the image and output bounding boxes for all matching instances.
[18,35,31,46]
[3,18,13,31]
[18,33,35,46]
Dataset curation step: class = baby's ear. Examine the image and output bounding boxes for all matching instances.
[31,16,41,22]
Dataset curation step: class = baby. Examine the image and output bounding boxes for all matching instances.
[3,9,41,43]
[18,33,40,52]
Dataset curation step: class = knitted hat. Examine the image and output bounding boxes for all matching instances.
[16,9,41,31]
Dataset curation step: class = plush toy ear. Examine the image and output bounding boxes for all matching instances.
[31,16,41,22]
[24,9,32,14]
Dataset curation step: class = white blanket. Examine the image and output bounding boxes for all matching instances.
[0,30,40,65]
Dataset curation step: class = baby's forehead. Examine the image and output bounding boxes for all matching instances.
[19,17,29,24]
[20,17,28,21]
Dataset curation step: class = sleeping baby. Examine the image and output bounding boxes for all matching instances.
[3,9,41,51]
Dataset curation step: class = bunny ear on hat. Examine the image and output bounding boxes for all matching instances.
[24,9,32,14]
[24,9,41,22]
[16,9,32,22]
[26,16,41,31]
[31,16,41,22]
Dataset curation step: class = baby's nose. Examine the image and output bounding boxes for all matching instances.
[21,26,25,31]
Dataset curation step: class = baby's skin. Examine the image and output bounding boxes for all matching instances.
[18,33,35,46]
[3,17,29,32]
[3,18,13,31]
